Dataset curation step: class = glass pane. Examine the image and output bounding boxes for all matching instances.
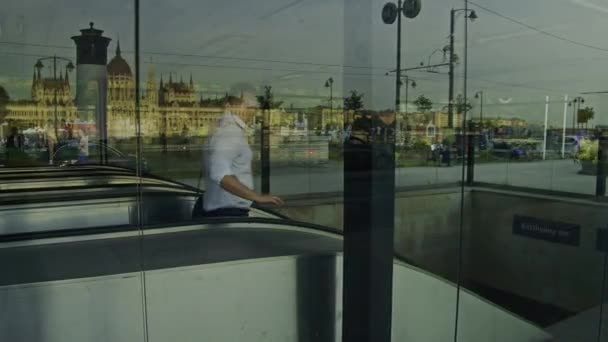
[459,0,608,340]
[0,1,145,342]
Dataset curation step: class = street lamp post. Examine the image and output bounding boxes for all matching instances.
[569,96,585,132]
[324,77,334,126]
[382,0,422,113]
[402,76,416,117]
[475,91,483,127]
[448,8,477,128]
[35,56,75,140]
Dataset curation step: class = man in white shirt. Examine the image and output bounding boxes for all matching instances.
[201,103,283,217]
[78,128,89,164]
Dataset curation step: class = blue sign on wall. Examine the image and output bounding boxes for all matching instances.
[512,215,580,246]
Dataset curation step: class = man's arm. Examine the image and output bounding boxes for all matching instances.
[220,175,283,206]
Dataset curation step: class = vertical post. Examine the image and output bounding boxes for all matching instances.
[596,128,607,197]
[479,91,483,126]
[404,76,409,116]
[53,56,59,140]
[448,9,455,128]
[261,108,270,194]
[543,96,549,161]
[343,0,395,340]
[562,95,568,159]
[571,100,576,133]
[395,0,402,113]
[466,130,475,185]
[575,101,579,131]
[329,83,333,115]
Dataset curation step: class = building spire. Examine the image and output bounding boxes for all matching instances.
[116,40,121,56]
[65,69,70,84]
[32,70,37,83]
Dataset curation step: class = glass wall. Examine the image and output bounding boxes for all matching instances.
[1,0,608,341]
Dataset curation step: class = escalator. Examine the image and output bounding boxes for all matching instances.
[0,165,280,237]
[0,166,552,341]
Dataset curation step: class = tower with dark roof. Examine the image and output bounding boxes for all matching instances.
[71,22,111,143]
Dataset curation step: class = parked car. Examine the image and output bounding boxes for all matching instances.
[53,142,149,172]
[492,141,528,160]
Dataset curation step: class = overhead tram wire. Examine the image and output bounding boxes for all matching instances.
[468,0,608,53]
[0,40,392,71]
[0,49,571,95]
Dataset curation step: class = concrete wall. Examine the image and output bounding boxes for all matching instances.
[0,256,550,342]
[278,188,472,281]
[279,187,608,313]
[468,190,608,312]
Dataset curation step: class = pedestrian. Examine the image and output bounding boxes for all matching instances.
[45,121,57,165]
[77,128,89,164]
[5,127,20,165]
[196,94,283,218]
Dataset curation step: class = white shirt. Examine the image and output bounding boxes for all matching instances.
[79,135,89,156]
[203,112,254,211]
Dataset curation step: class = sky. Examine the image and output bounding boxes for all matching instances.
[2,0,608,126]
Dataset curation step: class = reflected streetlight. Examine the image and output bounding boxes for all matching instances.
[324,77,334,115]
[448,8,478,128]
[569,96,585,132]
[35,56,75,140]
[475,91,483,127]
[401,76,417,117]
[382,0,422,112]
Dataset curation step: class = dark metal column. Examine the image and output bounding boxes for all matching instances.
[342,1,395,341]
[343,115,396,342]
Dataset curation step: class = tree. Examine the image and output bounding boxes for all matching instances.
[256,85,283,111]
[0,86,9,104]
[455,94,472,114]
[413,95,432,112]
[0,86,9,123]
[343,90,364,111]
[577,106,595,129]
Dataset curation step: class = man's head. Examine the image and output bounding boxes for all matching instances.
[226,83,257,111]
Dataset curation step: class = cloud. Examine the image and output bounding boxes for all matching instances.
[476,25,568,45]
[571,0,608,14]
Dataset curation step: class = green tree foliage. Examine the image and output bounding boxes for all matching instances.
[577,106,595,129]
[0,86,9,104]
[456,94,472,114]
[256,86,283,110]
[343,90,364,111]
[0,86,9,122]
[413,95,432,112]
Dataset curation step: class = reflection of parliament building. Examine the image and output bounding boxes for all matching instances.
[2,26,257,139]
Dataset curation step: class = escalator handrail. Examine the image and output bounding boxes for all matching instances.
[0,216,414,266]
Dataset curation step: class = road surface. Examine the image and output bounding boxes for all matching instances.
[177,159,598,196]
